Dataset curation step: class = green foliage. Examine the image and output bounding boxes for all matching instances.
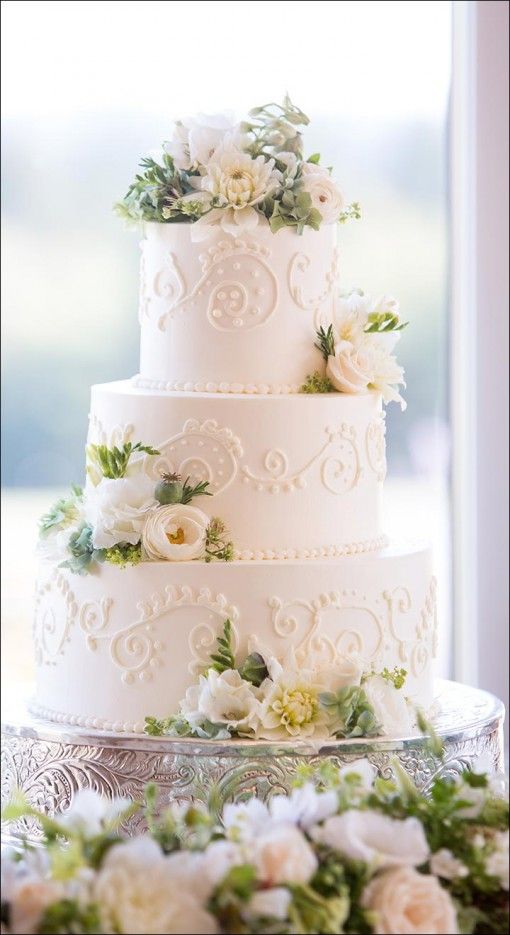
[300,371,334,394]
[102,541,142,568]
[86,441,159,481]
[289,882,350,935]
[339,201,362,224]
[416,707,445,758]
[38,900,102,934]
[381,666,407,689]
[209,618,237,673]
[144,714,192,737]
[59,523,104,575]
[115,152,192,224]
[238,651,269,687]
[210,865,258,934]
[267,188,323,234]
[39,486,83,537]
[364,309,408,334]
[320,686,381,738]
[181,476,213,504]
[243,94,310,159]
[155,472,213,505]
[205,517,235,563]
[315,324,336,361]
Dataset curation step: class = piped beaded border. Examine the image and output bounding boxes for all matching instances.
[233,534,388,561]
[133,375,302,395]
[28,700,144,734]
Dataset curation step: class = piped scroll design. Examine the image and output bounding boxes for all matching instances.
[268,592,384,668]
[241,424,361,494]
[288,247,341,330]
[87,414,134,450]
[152,239,278,333]
[411,577,438,678]
[365,415,387,483]
[142,419,243,495]
[86,586,239,685]
[33,573,78,666]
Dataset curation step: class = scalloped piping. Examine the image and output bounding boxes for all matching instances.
[233,534,388,561]
[28,700,145,734]
[132,374,302,395]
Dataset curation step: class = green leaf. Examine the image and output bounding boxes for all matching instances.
[209,619,236,673]
[300,371,334,394]
[38,899,101,934]
[314,324,336,361]
[180,477,213,505]
[320,686,381,738]
[86,441,159,481]
[381,666,407,689]
[238,652,269,687]
[307,152,321,164]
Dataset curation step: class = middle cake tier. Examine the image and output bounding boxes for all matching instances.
[88,382,387,558]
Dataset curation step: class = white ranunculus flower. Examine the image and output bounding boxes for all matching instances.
[142,504,209,562]
[269,782,338,830]
[245,887,292,922]
[254,823,318,886]
[361,867,458,935]
[60,789,130,837]
[191,137,280,240]
[430,848,469,880]
[180,668,262,734]
[94,837,218,934]
[165,112,237,170]
[299,161,345,223]
[85,475,157,549]
[362,674,415,736]
[485,830,509,889]
[312,811,430,868]
[326,339,406,409]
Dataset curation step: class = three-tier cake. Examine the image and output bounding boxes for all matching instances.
[32,100,437,740]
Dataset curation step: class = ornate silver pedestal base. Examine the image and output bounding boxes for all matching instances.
[1,680,504,846]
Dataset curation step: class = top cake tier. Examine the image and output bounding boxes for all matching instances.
[137,222,337,392]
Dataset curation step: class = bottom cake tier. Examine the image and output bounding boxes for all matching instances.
[33,541,436,732]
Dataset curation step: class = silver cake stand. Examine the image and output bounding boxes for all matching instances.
[1,680,505,846]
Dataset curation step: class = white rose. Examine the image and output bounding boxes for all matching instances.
[361,867,458,935]
[254,823,318,886]
[299,161,345,223]
[430,848,469,880]
[192,137,280,240]
[269,782,338,830]
[245,887,291,921]
[94,837,218,934]
[165,112,237,170]
[85,475,157,549]
[362,674,415,736]
[485,830,509,889]
[60,789,130,837]
[312,811,429,868]
[180,668,262,734]
[142,504,209,561]
[326,340,406,408]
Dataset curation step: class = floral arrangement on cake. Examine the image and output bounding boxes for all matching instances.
[2,760,508,934]
[115,96,360,238]
[301,292,408,407]
[37,444,234,575]
[144,619,422,742]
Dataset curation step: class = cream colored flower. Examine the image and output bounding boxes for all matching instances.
[312,811,429,868]
[254,823,318,886]
[165,112,237,170]
[5,879,63,935]
[94,837,218,934]
[299,161,345,223]
[180,668,262,735]
[85,476,158,549]
[257,663,328,739]
[326,339,406,408]
[61,789,130,837]
[245,887,292,922]
[142,504,209,561]
[361,867,458,934]
[485,830,509,889]
[362,674,415,736]
[430,848,469,880]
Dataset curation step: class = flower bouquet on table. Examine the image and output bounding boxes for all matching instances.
[1,759,508,935]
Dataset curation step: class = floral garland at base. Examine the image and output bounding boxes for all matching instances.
[1,759,508,934]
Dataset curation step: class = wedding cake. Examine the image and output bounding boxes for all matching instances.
[33,99,437,739]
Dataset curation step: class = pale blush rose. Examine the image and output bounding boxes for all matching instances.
[362,674,415,736]
[430,848,469,880]
[180,668,262,734]
[142,504,209,561]
[485,830,509,889]
[7,880,63,935]
[361,867,458,935]
[312,811,429,868]
[165,112,237,170]
[94,836,218,934]
[245,887,292,921]
[85,475,157,549]
[326,340,406,409]
[254,824,318,886]
[299,161,345,223]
